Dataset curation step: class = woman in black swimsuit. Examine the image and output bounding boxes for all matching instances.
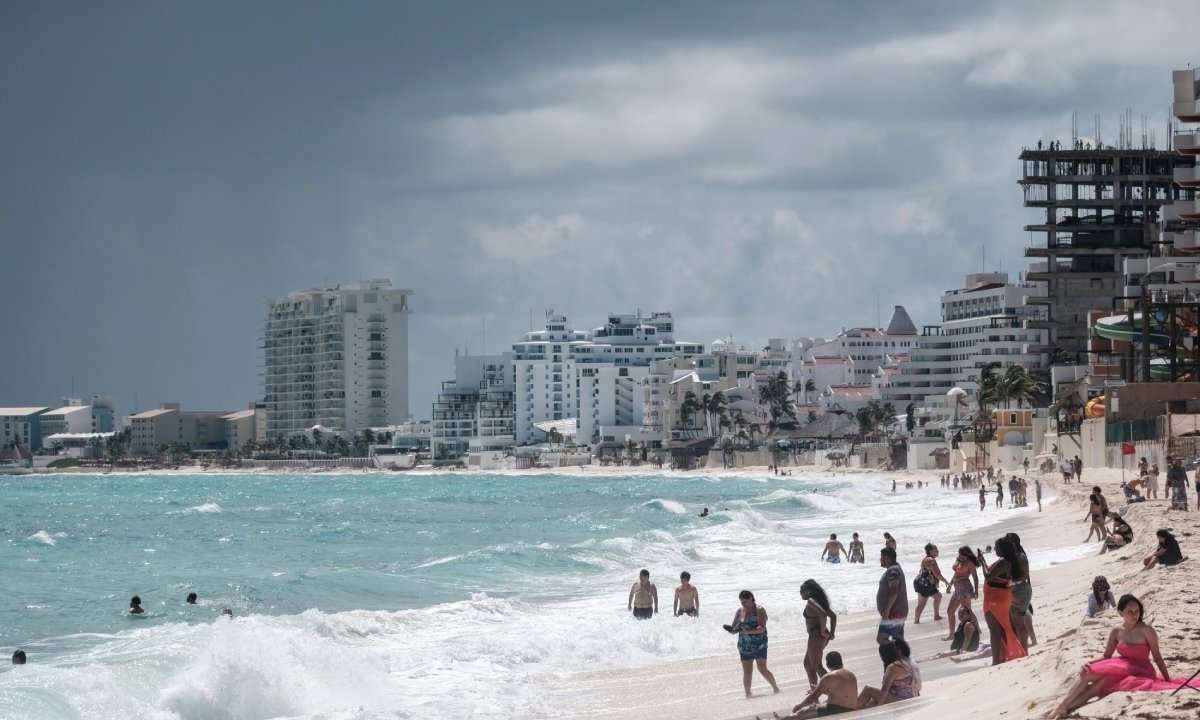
[1143,529,1186,569]
[1083,494,1107,543]
[800,579,837,689]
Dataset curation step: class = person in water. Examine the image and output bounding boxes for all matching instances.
[221,608,234,618]
[673,571,699,617]
[699,507,710,518]
[821,534,848,564]
[627,569,658,618]
[848,533,865,563]
[728,590,780,698]
[11,650,26,665]
[882,533,897,552]
[1043,594,1198,718]
[129,596,144,614]
[799,579,837,688]
[760,651,858,719]
[1142,529,1186,569]
[186,592,198,604]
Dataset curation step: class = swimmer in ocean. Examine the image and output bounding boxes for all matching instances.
[821,534,848,563]
[129,596,144,614]
[674,571,699,617]
[12,650,26,665]
[186,592,197,604]
[848,533,865,563]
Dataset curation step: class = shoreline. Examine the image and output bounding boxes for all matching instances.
[540,467,1200,720]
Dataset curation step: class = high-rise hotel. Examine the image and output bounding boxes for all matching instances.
[262,280,412,437]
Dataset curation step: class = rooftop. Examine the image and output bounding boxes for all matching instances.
[0,407,50,416]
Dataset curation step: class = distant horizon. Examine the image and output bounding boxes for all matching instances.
[3,1,1197,416]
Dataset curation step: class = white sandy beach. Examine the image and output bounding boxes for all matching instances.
[534,466,1200,720]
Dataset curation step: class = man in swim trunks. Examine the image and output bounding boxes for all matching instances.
[628,569,658,619]
[762,651,858,719]
[674,571,699,617]
[876,547,908,643]
[821,534,848,564]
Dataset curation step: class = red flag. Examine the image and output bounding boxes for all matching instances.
[1121,443,1136,456]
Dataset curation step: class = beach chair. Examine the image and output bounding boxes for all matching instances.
[1171,666,1200,695]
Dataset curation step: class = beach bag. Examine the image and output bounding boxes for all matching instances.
[913,568,937,597]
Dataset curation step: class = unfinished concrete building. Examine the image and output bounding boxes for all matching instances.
[1019,136,1192,362]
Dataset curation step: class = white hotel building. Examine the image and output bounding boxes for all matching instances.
[431,352,515,460]
[511,311,702,446]
[884,273,1044,413]
[263,280,412,437]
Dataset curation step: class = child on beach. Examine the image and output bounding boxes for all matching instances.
[1085,576,1116,618]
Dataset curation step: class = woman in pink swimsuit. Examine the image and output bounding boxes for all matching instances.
[1043,594,1198,718]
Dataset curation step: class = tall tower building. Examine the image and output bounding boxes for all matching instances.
[263,280,412,437]
[1019,136,1189,360]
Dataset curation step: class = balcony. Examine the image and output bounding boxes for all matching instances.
[1164,230,1198,252]
[1174,165,1200,188]
[1176,130,1200,155]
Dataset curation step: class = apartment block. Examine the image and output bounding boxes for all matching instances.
[430,353,515,460]
[263,280,413,436]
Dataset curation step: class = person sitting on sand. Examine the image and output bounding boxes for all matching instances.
[821,534,848,564]
[1099,514,1133,555]
[673,571,699,617]
[760,651,858,719]
[1042,594,1199,719]
[129,596,144,614]
[1142,529,1186,569]
[925,607,980,660]
[856,641,918,708]
[1085,576,1116,618]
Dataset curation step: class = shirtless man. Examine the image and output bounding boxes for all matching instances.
[821,534,848,564]
[760,651,858,719]
[628,569,658,619]
[673,571,699,617]
[978,483,986,511]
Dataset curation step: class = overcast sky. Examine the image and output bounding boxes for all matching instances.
[1,1,1196,419]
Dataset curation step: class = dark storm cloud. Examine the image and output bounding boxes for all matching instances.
[1,0,1195,416]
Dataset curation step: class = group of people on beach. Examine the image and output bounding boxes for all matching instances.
[626,467,1200,718]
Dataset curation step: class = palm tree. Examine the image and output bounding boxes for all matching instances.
[547,427,563,448]
[702,391,727,436]
[805,379,817,404]
[905,403,916,433]
[680,391,703,430]
[976,361,1004,412]
[363,428,376,446]
[1002,365,1036,408]
[311,428,324,449]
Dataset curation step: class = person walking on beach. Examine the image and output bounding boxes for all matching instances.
[995,481,1004,508]
[876,547,908,643]
[1035,478,1043,511]
[799,579,837,688]
[976,539,1026,665]
[1084,492,1107,543]
[978,483,986,511]
[1007,532,1036,649]
[673,571,699,617]
[913,543,948,624]
[821,534,848,564]
[761,651,858,719]
[728,590,780,698]
[848,533,865,563]
[627,569,658,619]
[1074,455,1083,481]
[945,545,979,640]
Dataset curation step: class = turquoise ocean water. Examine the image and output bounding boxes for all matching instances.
[0,470,1024,719]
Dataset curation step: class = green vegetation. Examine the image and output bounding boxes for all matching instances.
[47,458,81,469]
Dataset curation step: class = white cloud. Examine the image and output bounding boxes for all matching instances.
[468,213,586,262]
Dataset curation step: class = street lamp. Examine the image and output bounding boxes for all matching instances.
[1139,261,1199,382]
